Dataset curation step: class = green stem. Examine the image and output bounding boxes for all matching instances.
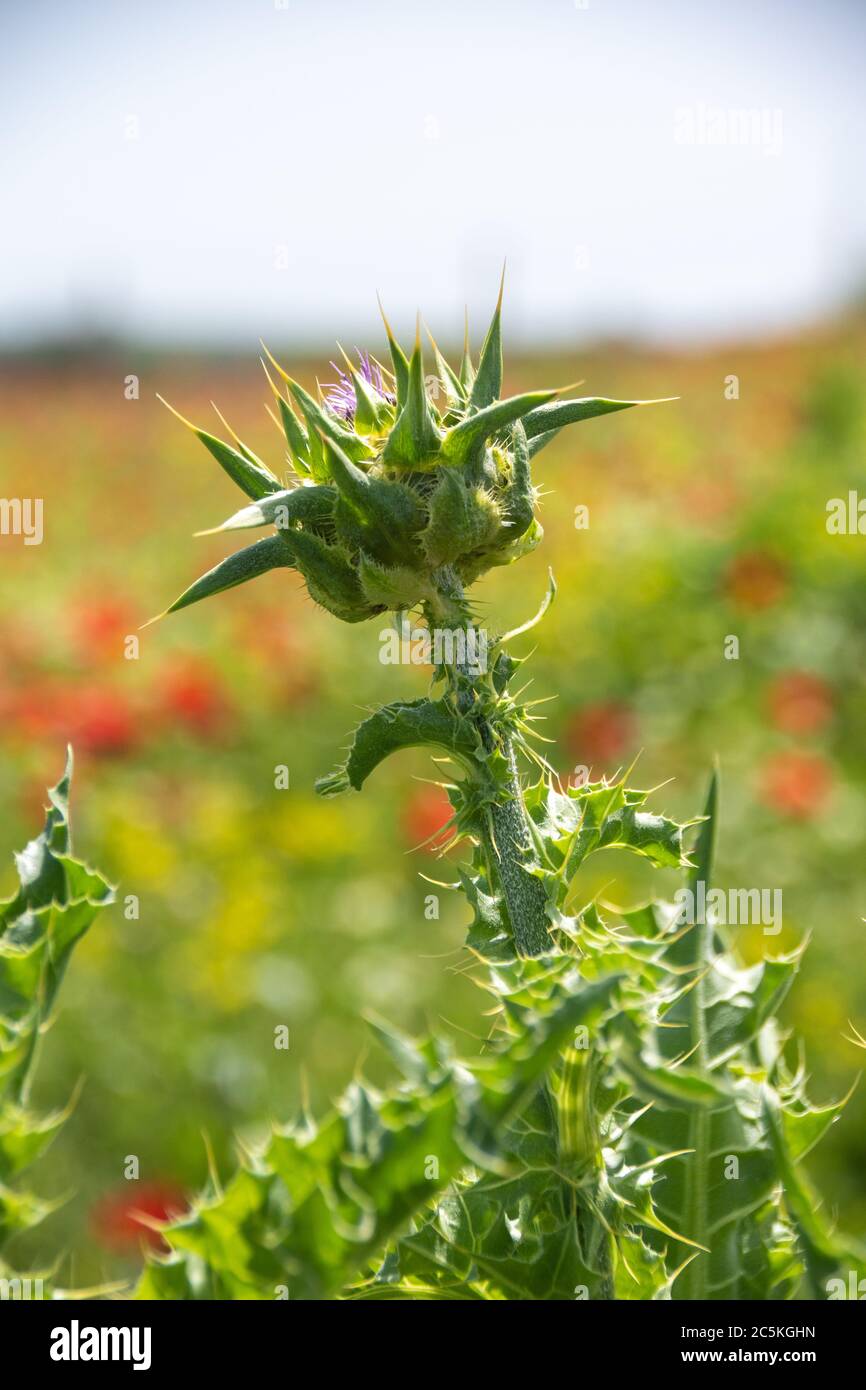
[425,570,551,958]
[481,741,551,957]
[560,1046,615,1298]
[681,919,711,1300]
[676,772,718,1300]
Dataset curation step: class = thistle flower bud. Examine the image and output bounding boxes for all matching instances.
[155,275,668,626]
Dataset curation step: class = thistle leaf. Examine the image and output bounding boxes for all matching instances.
[420,470,502,568]
[425,328,465,406]
[197,485,336,536]
[0,753,113,1279]
[496,567,556,646]
[382,326,442,467]
[139,993,599,1300]
[322,436,376,517]
[160,537,295,618]
[459,308,475,395]
[441,389,558,465]
[501,418,535,536]
[358,554,432,609]
[262,361,312,467]
[522,396,674,443]
[614,1044,732,1109]
[378,296,410,408]
[316,697,480,797]
[527,426,561,459]
[289,529,380,624]
[615,772,863,1299]
[324,439,425,567]
[552,778,688,877]
[763,1087,866,1296]
[469,270,504,409]
[0,1102,69,1181]
[280,375,375,464]
[158,397,281,500]
[336,346,393,433]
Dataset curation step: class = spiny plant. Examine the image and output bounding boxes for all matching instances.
[151,274,669,958]
[137,770,864,1300]
[140,284,865,1300]
[0,751,114,1299]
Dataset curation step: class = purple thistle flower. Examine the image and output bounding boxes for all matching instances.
[322,350,394,422]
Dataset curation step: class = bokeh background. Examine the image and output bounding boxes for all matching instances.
[2,0,866,1287]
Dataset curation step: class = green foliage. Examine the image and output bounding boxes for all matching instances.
[141,289,863,1301]
[0,750,114,1296]
[138,987,606,1300]
[614,775,866,1299]
[138,764,864,1301]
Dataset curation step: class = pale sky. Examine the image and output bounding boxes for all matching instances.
[3,0,865,348]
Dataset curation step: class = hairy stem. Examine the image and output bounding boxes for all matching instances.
[481,742,551,957]
[560,1047,615,1298]
[426,569,551,958]
[674,773,718,1300]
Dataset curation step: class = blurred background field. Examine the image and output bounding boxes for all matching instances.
[1,313,865,1284]
[3,0,866,1294]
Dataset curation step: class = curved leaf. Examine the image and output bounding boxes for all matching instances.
[316,698,480,797]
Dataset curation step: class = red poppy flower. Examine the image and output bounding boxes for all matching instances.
[3,679,61,741]
[724,551,787,610]
[72,597,138,661]
[402,786,453,850]
[565,701,635,769]
[768,672,833,735]
[682,476,737,524]
[90,1181,187,1253]
[759,751,832,820]
[68,686,138,756]
[158,658,232,738]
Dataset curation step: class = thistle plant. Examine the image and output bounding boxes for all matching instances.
[140,284,865,1301]
[155,278,668,958]
[0,752,113,1298]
